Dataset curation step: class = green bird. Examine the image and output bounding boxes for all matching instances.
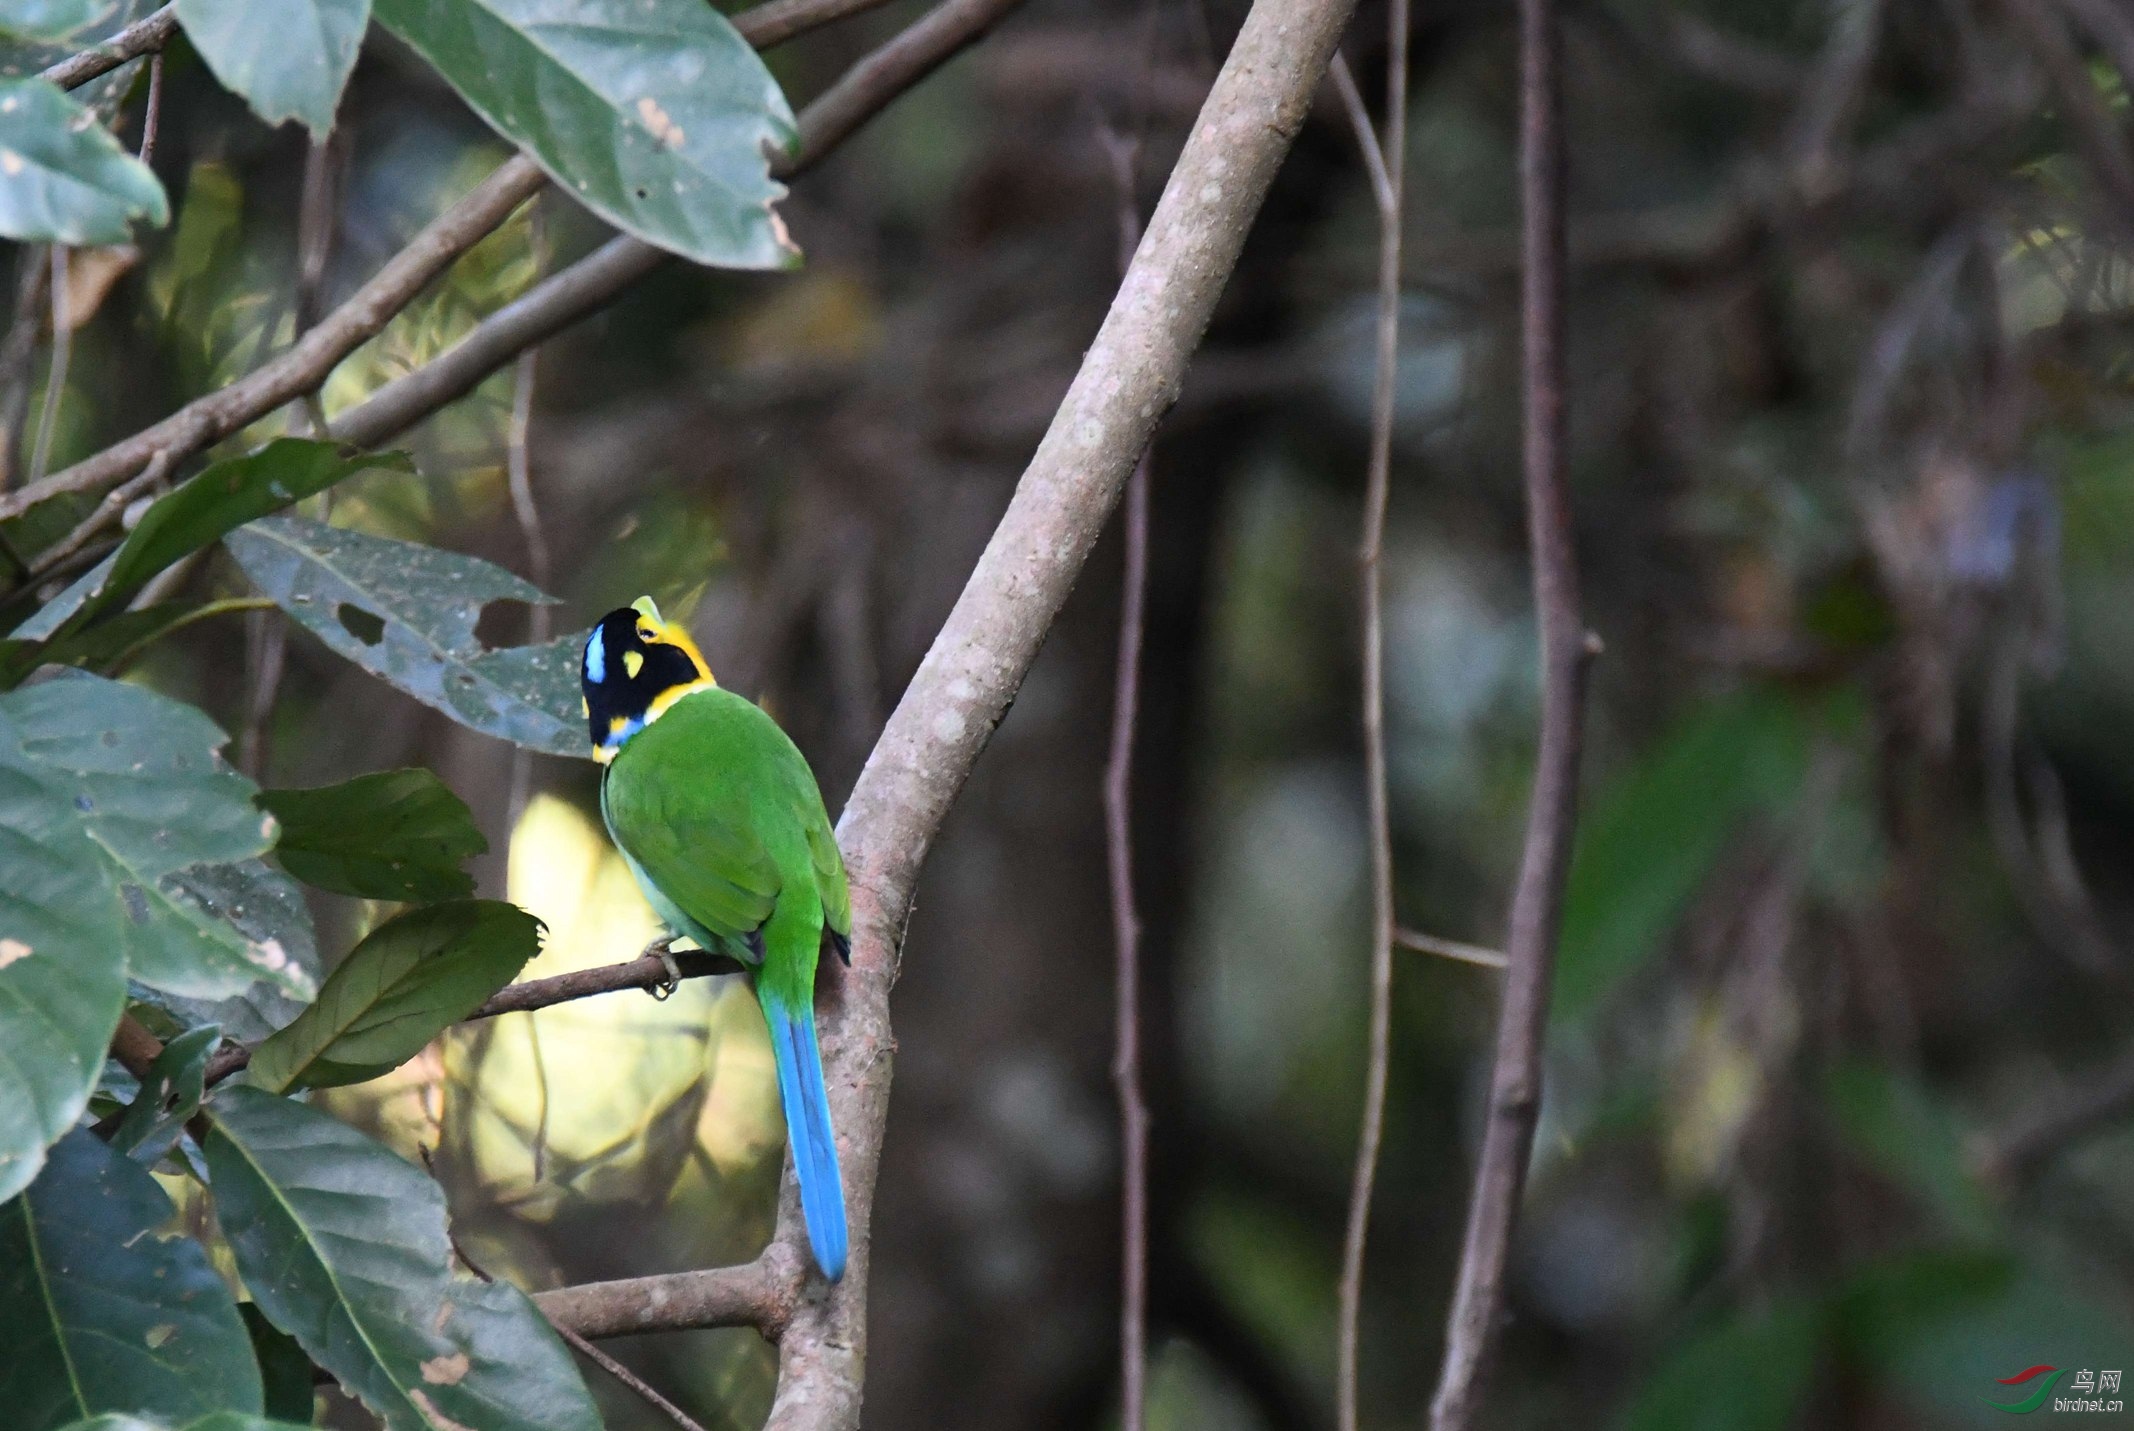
[581,597,850,1279]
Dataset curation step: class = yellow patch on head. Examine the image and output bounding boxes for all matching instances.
[623,649,644,678]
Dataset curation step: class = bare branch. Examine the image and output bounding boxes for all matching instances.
[0,156,550,526]
[1096,119,1152,1431]
[549,1319,712,1431]
[1336,2,1408,1427]
[1326,53,1394,216]
[1428,0,1593,1421]
[197,945,749,1088]
[137,52,165,167]
[738,0,901,51]
[40,4,179,90]
[532,1247,805,1340]
[332,0,1029,452]
[3,0,932,536]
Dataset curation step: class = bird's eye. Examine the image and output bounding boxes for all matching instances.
[636,624,656,642]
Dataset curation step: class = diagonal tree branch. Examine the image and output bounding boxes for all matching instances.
[0,0,978,533]
[330,0,1030,452]
[1427,0,1593,1422]
[40,4,179,90]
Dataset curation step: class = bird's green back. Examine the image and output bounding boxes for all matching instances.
[599,687,850,1004]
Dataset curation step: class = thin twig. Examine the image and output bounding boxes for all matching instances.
[138,52,165,167]
[28,247,71,489]
[1428,0,1592,1420]
[40,4,179,90]
[1395,927,1508,970]
[1327,54,1394,215]
[0,156,551,526]
[1335,4,1407,1426]
[504,205,552,837]
[292,135,344,438]
[238,607,286,780]
[25,447,170,582]
[198,944,747,1087]
[550,1320,712,1431]
[736,0,901,49]
[1097,120,1152,1431]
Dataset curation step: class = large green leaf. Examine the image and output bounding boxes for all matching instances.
[0,1129,262,1430]
[248,900,541,1092]
[204,1088,602,1431]
[0,78,166,244]
[16,440,410,646]
[225,516,584,755]
[175,0,369,138]
[373,0,798,269]
[261,768,486,902]
[0,674,304,1201]
[133,860,321,1046]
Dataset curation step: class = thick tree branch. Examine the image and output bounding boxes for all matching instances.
[1428,0,1592,1423]
[739,0,1364,1424]
[331,0,1029,452]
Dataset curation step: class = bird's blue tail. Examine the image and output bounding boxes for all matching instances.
[763,994,848,1281]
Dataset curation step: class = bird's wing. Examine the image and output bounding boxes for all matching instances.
[604,754,781,944]
[805,803,851,941]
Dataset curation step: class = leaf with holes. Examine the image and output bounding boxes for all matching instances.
[0,1129,262,1430]
[175,0,369,137]
[0,78,166,244]
[261,768,486,902]
[373,0,798,269]
[134,859,321,1045]
[0,673,304,1202]
[204,1088,601,1431]
[108,1021,218,1163]
[15,440,412,648]
[248,900,542,1092]
[225,515,586,755]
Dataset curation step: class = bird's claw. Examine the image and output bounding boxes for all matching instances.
[647,938,681,1001]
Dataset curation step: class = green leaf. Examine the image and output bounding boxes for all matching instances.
[239,1304,318,1425]
[175,0,368,137]
[204,1088,602,1431]
[0,0,116,42]
[261,768,486,902]
[0,674,303,1201]
[108,1021,218,1162]
[1553,689,1820,1025]
[19,441,411,645]
[225,516,584,755]
[0,78,167,243]
[24,598,275,680]
[373,0,798,269]
[0,1129,262,1430]
[133,860,322,1045]
[1621,1296,1826,1431]
[249,900,540,1092]
[1824,1061,1998,1239]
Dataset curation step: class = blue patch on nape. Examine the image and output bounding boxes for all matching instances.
[584,627,606,684]
[600,714,644,754]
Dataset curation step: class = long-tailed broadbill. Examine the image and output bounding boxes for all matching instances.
[581,597,850,1280]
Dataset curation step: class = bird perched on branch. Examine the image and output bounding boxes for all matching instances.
[582,597,851,1280]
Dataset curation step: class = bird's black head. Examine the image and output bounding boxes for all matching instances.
[581,598,713,763]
